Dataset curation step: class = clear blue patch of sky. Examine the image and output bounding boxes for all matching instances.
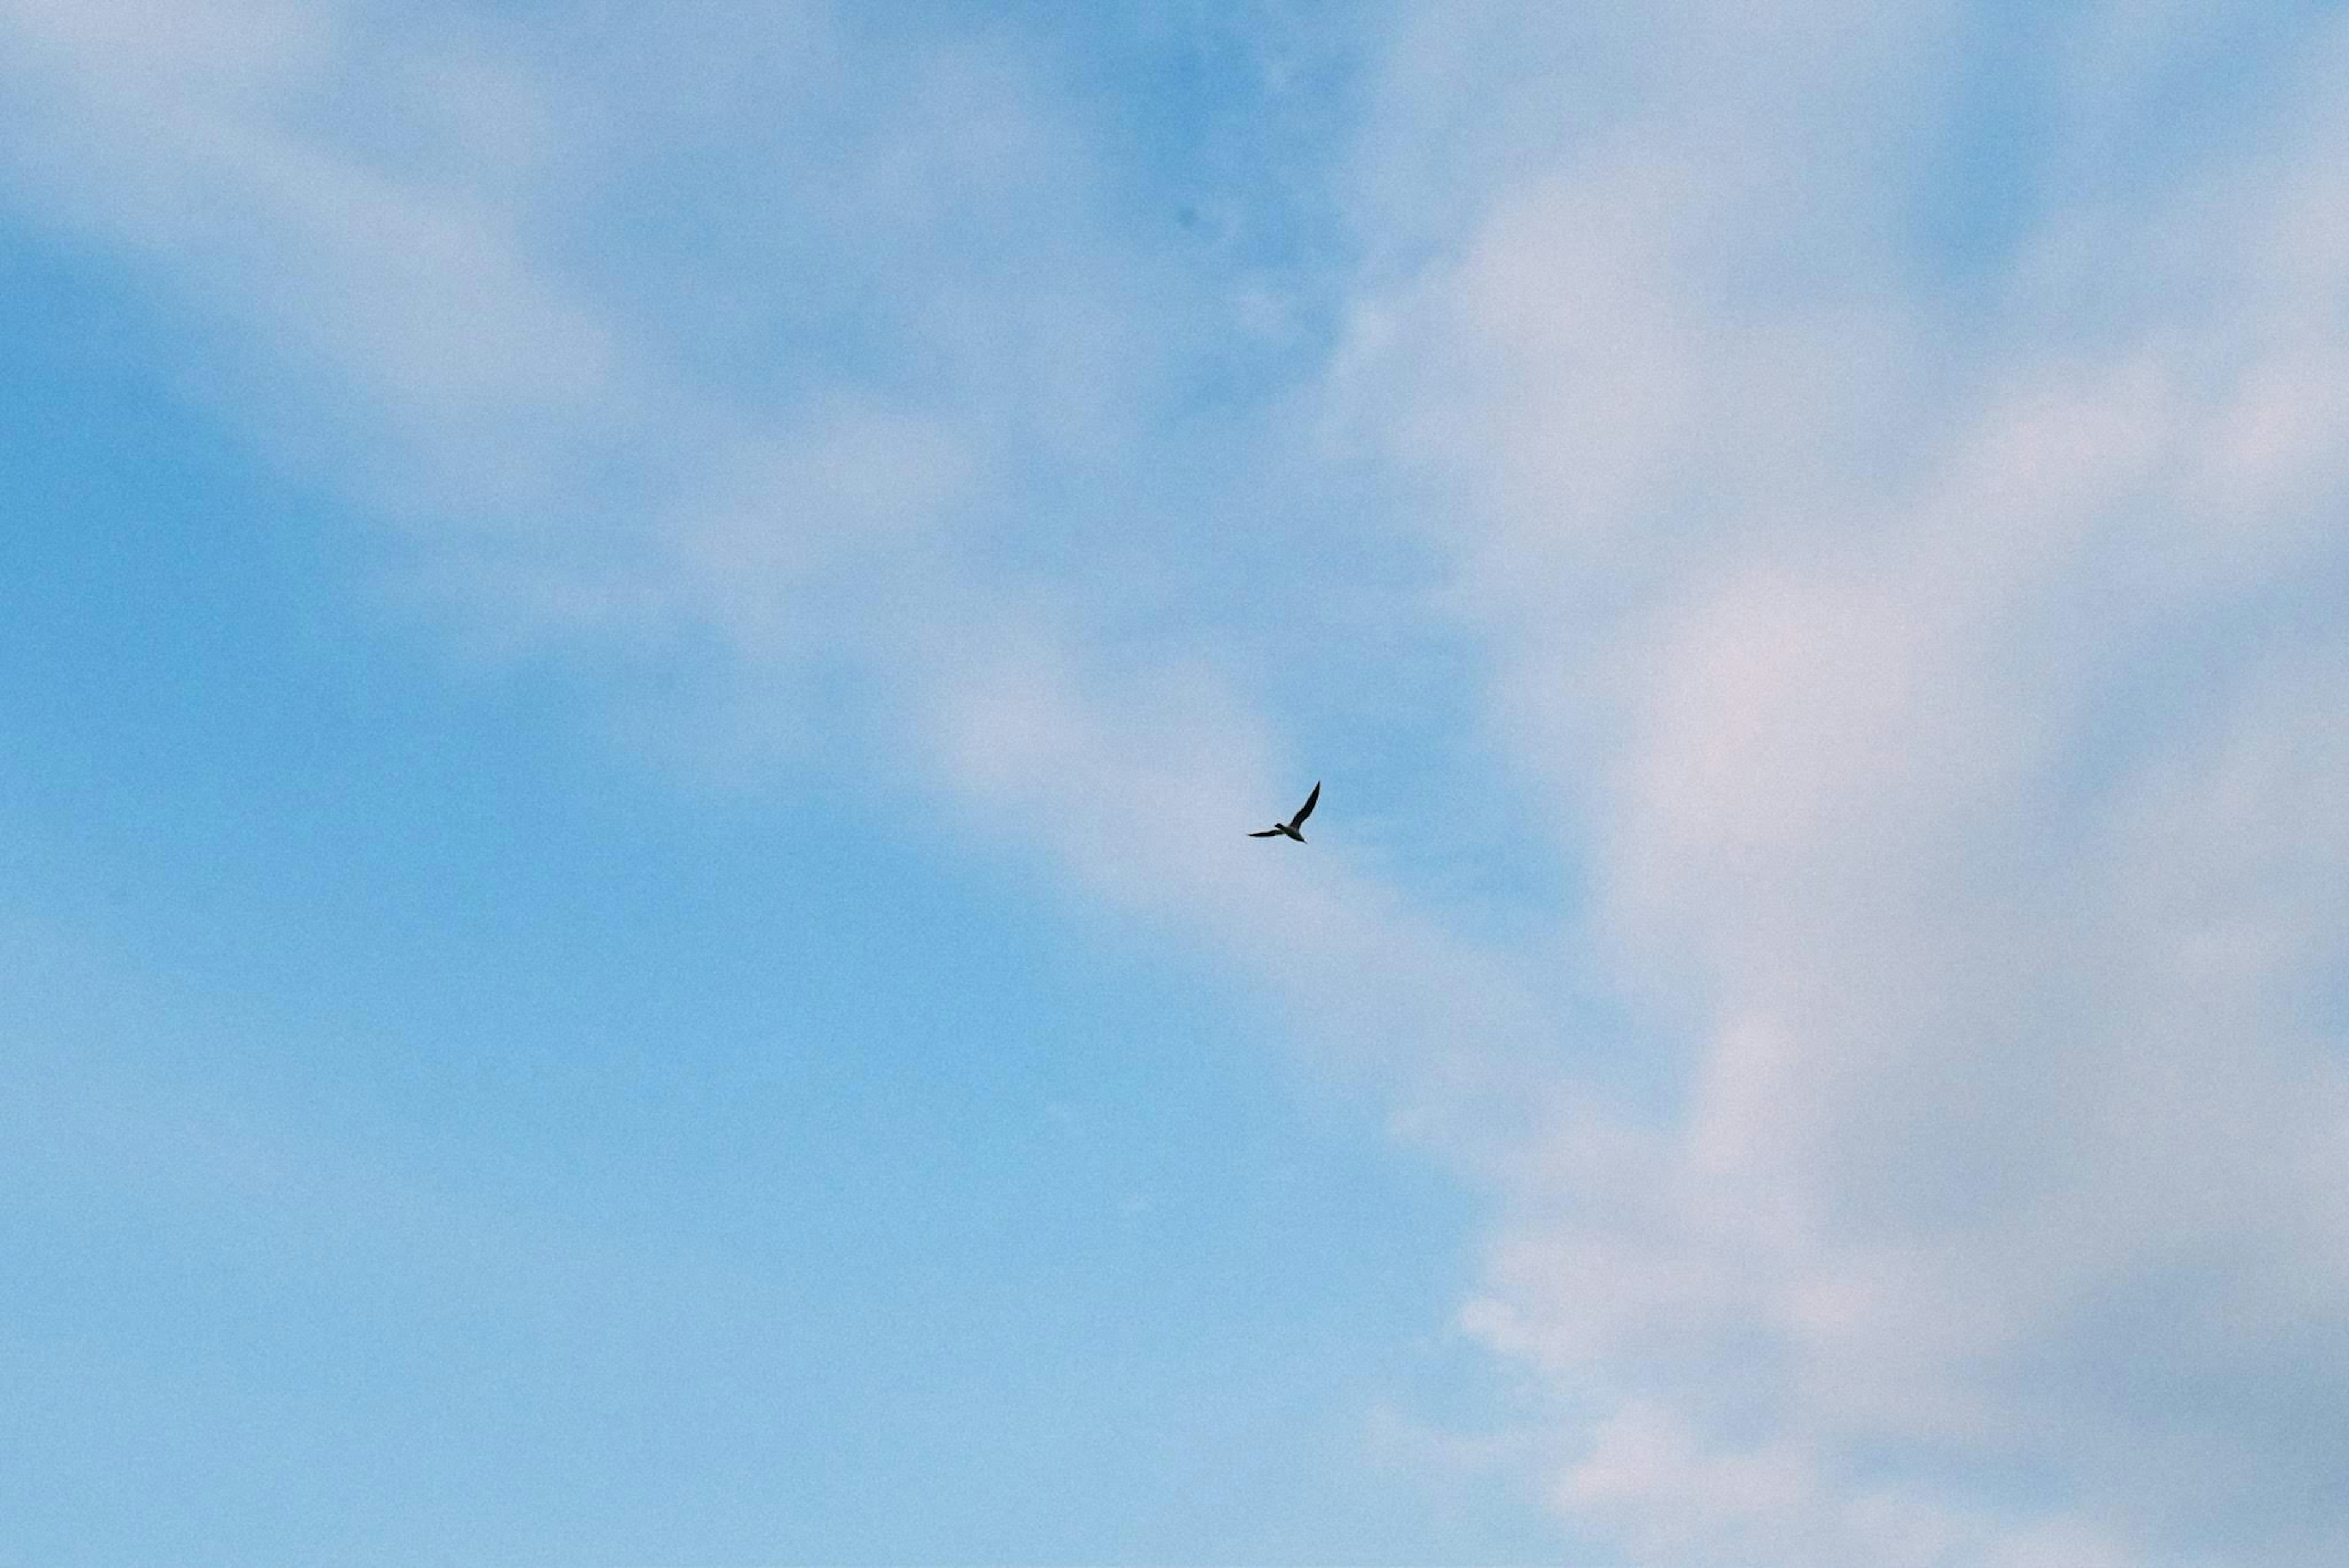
[0,220,1565,1562]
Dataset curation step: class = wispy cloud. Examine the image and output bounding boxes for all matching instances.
[0,0,1548,1135]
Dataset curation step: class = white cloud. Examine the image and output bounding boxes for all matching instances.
[1335,1,2349,1561]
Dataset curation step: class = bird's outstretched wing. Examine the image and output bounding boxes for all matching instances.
[1289,781,1321,828]
[1247,828,1283,837]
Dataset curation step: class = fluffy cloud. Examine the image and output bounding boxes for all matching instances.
[1337,1,2349,1560]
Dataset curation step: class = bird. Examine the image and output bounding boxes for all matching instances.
[1249,781,1320,842]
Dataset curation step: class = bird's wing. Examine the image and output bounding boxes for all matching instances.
[1289,781,1321,828]
[1247,828,1283,838]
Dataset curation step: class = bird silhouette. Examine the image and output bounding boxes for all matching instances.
[1249,781,1320,842]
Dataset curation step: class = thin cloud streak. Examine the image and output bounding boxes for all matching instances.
[0,0,1559,1146]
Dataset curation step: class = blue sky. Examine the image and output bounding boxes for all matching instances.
[0,187,1546,1565]
[5,3,2348,1566]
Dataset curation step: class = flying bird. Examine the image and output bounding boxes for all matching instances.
[1249,781,1320,842]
